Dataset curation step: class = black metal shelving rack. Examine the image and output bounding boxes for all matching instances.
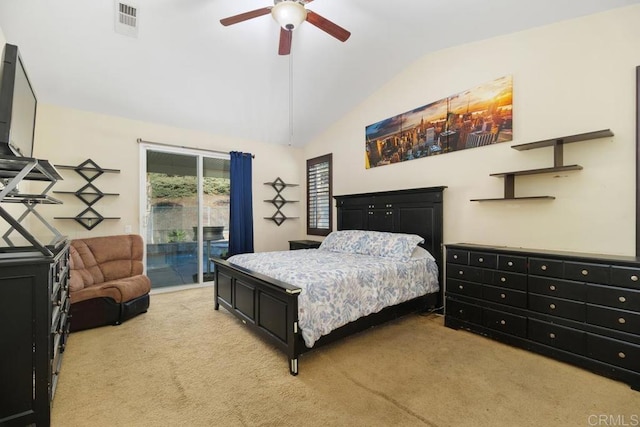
[0,154,65,256]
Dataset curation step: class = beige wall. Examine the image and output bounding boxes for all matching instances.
[303,5,640,257]
[33,104,304,252]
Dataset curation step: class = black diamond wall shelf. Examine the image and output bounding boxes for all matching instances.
[263,177,299,226]
[75,159,104,181]
[76,183,105,205]
[54,159,121,230]
[75,207,106,230]
[270,212,287,226]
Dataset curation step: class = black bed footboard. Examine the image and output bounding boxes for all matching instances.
[213,257,438,376]
[212,258,304,375]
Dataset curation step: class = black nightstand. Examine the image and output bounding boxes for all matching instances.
[289,240,322,250]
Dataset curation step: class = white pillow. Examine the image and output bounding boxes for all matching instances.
[319,230,425,261]
[411,245,435,260]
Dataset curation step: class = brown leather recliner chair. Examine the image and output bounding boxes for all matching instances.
[69,234,151,332]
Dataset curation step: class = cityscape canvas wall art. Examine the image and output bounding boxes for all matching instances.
[365,75,513,169]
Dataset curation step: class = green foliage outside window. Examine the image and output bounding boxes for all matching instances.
[149,174,230,198]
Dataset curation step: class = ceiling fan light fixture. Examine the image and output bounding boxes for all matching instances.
[271,1,307,31]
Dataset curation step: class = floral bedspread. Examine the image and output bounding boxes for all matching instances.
[227,249,439,347]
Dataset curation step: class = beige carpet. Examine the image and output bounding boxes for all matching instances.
[52,287,640,427]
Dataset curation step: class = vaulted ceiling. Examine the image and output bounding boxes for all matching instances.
[1,0,639,147]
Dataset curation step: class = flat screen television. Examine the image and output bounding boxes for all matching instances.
[0,43,37,158]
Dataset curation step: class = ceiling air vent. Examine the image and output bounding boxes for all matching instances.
[114,1,138,37]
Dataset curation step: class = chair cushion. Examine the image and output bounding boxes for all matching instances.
[69,246,92,291]
[70,274,151,304]
[70,234,145,288]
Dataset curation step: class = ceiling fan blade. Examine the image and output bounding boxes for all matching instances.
[278,28,293,55]
[305,10,350,42]
[220,7,272,26]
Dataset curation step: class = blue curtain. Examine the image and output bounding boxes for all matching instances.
[229,151,254,256]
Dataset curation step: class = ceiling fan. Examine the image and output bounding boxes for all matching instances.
[220,0,351,55]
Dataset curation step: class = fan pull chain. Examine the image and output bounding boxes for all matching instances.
[289,50,294,146]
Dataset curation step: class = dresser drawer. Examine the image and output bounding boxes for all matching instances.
[528,294,586,321]
[586,304,640,335]
[611,266,640,290]
[446,298,482,324]
[51,298,70,336]
[529,258,563,278]
[483,308,527,338]
[528,276,586,301]
[469,252,497,269]
[447,279,482,299]
[51,304,62,332]
[498,255,527,273]
[482,285,527,308]
[588,334,640,372]
[528,318,587,355]
[447,249,469,265]
[51,282,66,308]
[564,261,610,284]
[587,284,640,312]
[484,270,527,291]
[446,264,483,282]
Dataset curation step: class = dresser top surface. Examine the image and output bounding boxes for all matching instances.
[447,243,640,265]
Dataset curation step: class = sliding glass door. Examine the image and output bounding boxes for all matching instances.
[141,146,230,289]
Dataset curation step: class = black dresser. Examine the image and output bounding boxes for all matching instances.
[445,243,640,390]
[0,242,71,425]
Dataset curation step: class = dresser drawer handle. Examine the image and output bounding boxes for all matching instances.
[541,265,547,271]
[478,257,484,262]
[581,269,588,276]
[500,277,506,283]
[632,275,639,282]
[458,285,464,290]
[549,304,556,310]
[507,261,513,267]
[458,271,464,275]
[500,293,506,299]
[619,296,627,303]
[618,317,626,324]
[618,352,626,359]
[453,254,458,259]
[549,333,556,339]
[500,320,506,325]
[549,285,556,291]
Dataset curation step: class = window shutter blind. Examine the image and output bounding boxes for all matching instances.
[306,154,332,235]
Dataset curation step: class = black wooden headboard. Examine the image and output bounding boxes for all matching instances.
[334,186,446,307]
